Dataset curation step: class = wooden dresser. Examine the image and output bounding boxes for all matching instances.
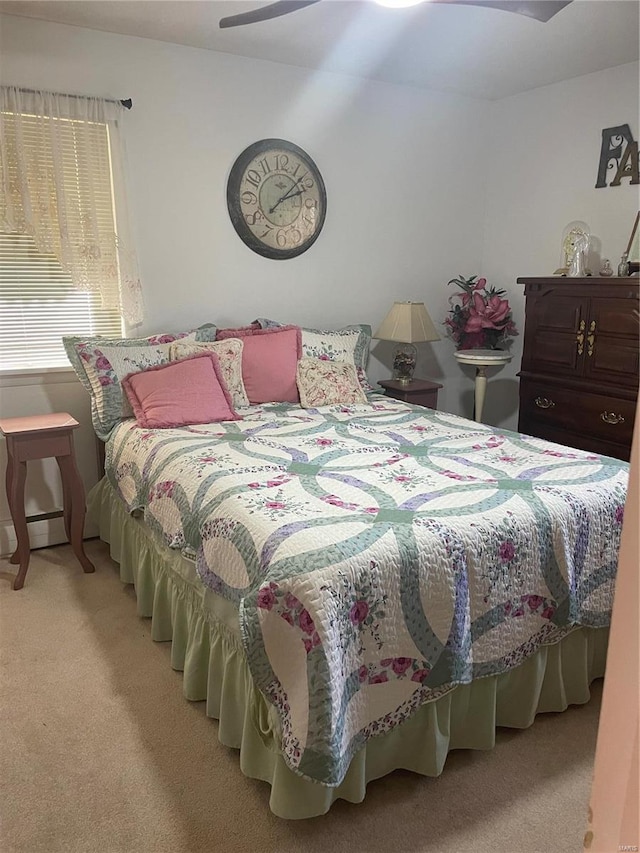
[517,277,639,461]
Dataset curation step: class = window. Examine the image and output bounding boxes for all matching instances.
[1,90,141,371]
[0,232,123,370]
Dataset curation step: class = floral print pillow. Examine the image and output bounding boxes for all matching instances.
[296,358,367,408]
[63,324,218,440]
[170,339,250,409]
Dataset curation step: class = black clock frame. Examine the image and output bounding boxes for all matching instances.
[226,138,327,260]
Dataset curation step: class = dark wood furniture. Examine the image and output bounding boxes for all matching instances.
[0,413,95,590]
[378,378,442,410]
[517,277,639,461]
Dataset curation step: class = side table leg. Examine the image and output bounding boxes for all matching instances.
[474,366,488,423]
[8,456,31,590]
[6,450,19,565]
[56,455,95,574]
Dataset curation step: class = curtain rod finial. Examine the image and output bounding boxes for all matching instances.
[120,98,132,110]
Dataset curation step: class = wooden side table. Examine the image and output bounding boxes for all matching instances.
[0,413,95,590]
[378,378,443,410]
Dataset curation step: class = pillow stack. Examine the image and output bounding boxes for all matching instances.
[63,324,218,439]
[64,317,373,433]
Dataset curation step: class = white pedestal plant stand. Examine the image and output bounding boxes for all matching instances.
[454,349,513,423]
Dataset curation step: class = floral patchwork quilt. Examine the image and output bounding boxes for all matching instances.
[105,398,627,786]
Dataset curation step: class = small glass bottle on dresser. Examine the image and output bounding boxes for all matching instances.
[618,252,629,277]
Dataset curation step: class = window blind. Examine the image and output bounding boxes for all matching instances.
[0,111,124,370]
[0,233,123,370]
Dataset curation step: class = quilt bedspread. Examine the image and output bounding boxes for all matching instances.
[106,398,627,786]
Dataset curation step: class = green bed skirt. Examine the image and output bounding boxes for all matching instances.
[88,478,609,820]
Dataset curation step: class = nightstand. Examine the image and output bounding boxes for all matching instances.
[378,379,443,410]
[0,413,95,590]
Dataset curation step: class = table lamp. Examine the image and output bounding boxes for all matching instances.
[374,301,440,384]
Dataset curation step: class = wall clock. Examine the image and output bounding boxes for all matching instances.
[226,138,327,260]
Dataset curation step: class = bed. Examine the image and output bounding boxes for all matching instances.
[85,392,624,818]
[64,319,625,818]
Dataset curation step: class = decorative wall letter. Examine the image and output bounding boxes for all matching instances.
[596,125,640,188]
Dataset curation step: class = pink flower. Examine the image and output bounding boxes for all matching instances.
[615,505,624,524]
[526,595,544,612]
[474,277,487,290]
[95,355,111,371]
[363,507,378,515]
[465,292,511,332]
[302,633,321,653]
[316,438,333,446]
[368,672,388,685]
[281,610,294,626]
[265,501,285,510]
[323,495,346,507]
[541,606,556,620]
[284,592,299,610]
[499,541,515,561]
[391,657,412,675]
[411,668,429,683]
[158,334,175,344]
[298,608,315,635]
[349,600,369,625]
[257,587,277,610]
[248,482,260,489]
[98,376,113,386]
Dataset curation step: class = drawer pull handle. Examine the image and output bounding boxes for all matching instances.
[535,397,556,409]
[600,411,625,425]
[576,319,585,355]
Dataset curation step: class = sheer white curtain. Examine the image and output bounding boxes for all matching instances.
[0,86,143,325]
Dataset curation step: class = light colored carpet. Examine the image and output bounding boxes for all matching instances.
[1,542,599,853]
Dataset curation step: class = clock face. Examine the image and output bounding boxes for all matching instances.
[227,139,327,260]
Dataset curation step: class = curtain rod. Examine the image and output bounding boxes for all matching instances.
[12,87,132,109]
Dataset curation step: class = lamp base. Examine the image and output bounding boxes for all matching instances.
[392,343,417,384]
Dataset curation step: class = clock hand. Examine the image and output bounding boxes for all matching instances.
[269,183,305,214]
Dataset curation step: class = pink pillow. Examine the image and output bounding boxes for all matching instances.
[216,326,302,404]
[122,353,240,428]
[215,322,260,340]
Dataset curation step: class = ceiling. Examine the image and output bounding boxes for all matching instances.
[1,0,638,99]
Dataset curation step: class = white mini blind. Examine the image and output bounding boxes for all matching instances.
[1,107,125,370]
[0,232,123,370]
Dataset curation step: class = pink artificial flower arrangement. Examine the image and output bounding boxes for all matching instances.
[444,275,518,351]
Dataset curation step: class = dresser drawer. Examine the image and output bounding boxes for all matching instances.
[519,380,636,448]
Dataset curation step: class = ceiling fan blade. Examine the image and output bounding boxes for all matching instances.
[219,0,571,29]
[219,0,321,28]
[434,0,572,23]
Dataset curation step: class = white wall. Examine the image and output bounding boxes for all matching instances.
[0,13,489,553]
[481,60,640,429]
[0,14,638,555]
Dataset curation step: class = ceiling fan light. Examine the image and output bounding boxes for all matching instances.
[374,0,428,8]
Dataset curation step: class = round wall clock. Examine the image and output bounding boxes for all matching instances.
[226,138,327,260]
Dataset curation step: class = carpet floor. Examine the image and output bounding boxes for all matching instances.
[1,541,599,853]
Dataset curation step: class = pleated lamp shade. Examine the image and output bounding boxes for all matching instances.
[373,301,440,344]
